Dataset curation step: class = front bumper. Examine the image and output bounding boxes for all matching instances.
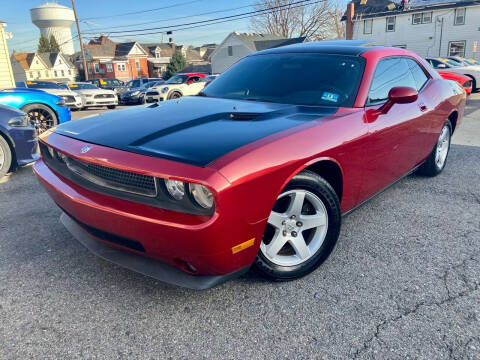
[119,94,142,104]
[9,125,39,166]
[32,134,266,287]
[60,212,250,290]
[145,93,164,103]
[56,105,72,124]
[83,97,118,107]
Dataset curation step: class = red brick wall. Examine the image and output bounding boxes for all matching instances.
[128,58,148,79]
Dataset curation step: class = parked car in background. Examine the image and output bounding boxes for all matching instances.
[447,56,480,67]
[425,57,480,90]
[145,73,206,102]
[203,75,219,87]
[437,70,472,96]
[34,43,465,289]
[87,78,124,93]
[119,80,165,105]
[67,83,118,109]
[0,104,39,179]
[18,81,83,110]
[0,88,71,133]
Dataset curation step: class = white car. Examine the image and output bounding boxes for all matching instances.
[144,73,206,103]
[68,82,118,109]
[426,57,480,90]
[25,81,84,110]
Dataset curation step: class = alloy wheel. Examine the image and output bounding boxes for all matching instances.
[27,109,55,134]
[260,190,329,267]
[0,143,4,170]
[435,124,450,169]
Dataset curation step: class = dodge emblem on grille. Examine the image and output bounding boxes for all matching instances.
[80,145,92,154]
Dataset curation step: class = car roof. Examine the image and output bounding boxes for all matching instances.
[256,40,380,56]
[177,72,207,77]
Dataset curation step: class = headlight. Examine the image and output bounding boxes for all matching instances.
[165,179,185,200]
[8,115,29,127]
[189,183,214,209]
[131,90,140,96]
[56,99,65,107]
[161,87,169,94]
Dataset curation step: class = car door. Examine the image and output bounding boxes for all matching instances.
[360,57,428,201]
[185,76,204,95]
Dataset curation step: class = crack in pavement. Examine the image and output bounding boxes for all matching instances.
[352,254,480,359]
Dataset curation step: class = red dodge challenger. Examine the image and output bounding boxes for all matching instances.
[34,41,466,289]
[437,70,473,96]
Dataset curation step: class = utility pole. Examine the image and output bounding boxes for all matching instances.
[71,0,89,80]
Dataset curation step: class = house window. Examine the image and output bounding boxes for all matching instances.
[68,70,71,75]
[135,60,140,70]
[363,19,372,34]
[61,70,65,76]
[29,72,33,79]
[54,70,58,77]
[94,63,100,73]
[422,12,432,23]
[412,13,422,25]
[386,16,395,31]
[155,51,160,59]
[37,71,41,78]
[117,63,126,71]
[448,41,466,56]
[454,8,465,25]
[228,46,233,56]
[106,63,113,72]
[59,60,62,64]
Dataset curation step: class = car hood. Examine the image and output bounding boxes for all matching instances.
[75,89,115,95]
[43,89,78,96]
[54,96,339,167]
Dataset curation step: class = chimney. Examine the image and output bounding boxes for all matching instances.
[345,2,355,40]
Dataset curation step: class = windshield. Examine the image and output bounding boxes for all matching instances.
[202,53,365,107]
[126,80,141,88]
[70,83,98,90]
[166,75,188,84]
[26,81,61,89]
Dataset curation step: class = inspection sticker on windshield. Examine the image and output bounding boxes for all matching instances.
[321,92,339,103]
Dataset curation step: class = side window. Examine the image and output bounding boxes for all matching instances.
[190,76,201,83]
[367,58,417,104]
[405,58,429,91]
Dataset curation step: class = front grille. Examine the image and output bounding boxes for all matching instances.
[63,95,76,103]
[40,143,157,197]
[146,91,159,96]
[94,94,115,99]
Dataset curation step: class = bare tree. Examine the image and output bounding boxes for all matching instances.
[250,0,343,40]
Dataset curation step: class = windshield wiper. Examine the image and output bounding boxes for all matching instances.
[245,97,277,103]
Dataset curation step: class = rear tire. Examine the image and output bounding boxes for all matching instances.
[21,103,58,134]
[255,170,341,280]
[417,120,452,176]
[0,135,12,179]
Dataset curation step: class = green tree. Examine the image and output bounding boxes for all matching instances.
[165,50,187,79]
[49,34,60,52]
[37,34,50,53]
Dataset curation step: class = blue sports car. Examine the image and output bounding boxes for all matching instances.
[0,88,71,133]
[0,104,39,179]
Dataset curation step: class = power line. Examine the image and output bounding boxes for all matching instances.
[78,3,258,32]
[81,0,206,20]
[83,0,315,35]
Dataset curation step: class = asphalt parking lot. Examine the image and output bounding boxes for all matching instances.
[0,97,479,359]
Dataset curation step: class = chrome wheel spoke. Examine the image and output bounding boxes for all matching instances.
[300,213,327,230]
[287,191,305,215]
[265,231,288,258]
[289,234,310,260]
[267,211,287,229]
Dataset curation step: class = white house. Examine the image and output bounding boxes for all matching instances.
[210,32,307,74]
[343,0,480,59]
[39,52,77,81]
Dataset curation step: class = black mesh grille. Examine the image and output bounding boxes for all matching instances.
[94,94,114,99]
[40,143,157,197]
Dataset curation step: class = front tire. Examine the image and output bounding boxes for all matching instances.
[255,170,341,280]
[107,105,116,109]
[168,91,182,100]
[417,120,452,176]
[0,135,12,179]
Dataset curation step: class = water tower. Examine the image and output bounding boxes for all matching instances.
[30,2,75,55]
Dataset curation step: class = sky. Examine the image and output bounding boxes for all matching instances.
[1,0,258,53]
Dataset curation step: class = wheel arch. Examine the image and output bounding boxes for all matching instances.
[167,88,184,98]
[448,110,458,133]
[21,102,59,124]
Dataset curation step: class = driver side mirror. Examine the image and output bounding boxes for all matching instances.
[366,86,418,121]
[187,80,193,85]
